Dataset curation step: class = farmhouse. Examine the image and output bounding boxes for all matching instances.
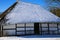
[0,0,60,36]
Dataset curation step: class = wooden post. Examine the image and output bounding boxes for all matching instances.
[15,24,17,36]
[57,23,59,34]
[48,23,50,34]
[0,24,1,37]
[34,23,39,35]
[25,23,26,35]
[40,23,42,35]
[2,25,3,36]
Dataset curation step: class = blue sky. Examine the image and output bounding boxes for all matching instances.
[0,0,16,12]
[0,0,47,13]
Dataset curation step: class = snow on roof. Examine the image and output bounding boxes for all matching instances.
[5,1,60,24]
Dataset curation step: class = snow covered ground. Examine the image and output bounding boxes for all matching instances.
[0,37,60,40]
[0,37,19,40]
[0,35,60,40]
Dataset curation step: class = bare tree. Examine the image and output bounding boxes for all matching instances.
[44,0,60,17]
[44,0,60,8]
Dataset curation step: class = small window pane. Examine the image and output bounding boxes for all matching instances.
[49,24,57,27]
[17,24,25,27]
[3,30,15,36]
[41,24,48,27]
[17,28,25,31]
[17,32,25,35]
[26,31,34,34]
[26,23,34,27]
[26,28,34,30]
[49,28,57,31]
[3,24,15,29]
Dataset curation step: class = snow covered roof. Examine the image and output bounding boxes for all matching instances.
[5,1,60,24]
